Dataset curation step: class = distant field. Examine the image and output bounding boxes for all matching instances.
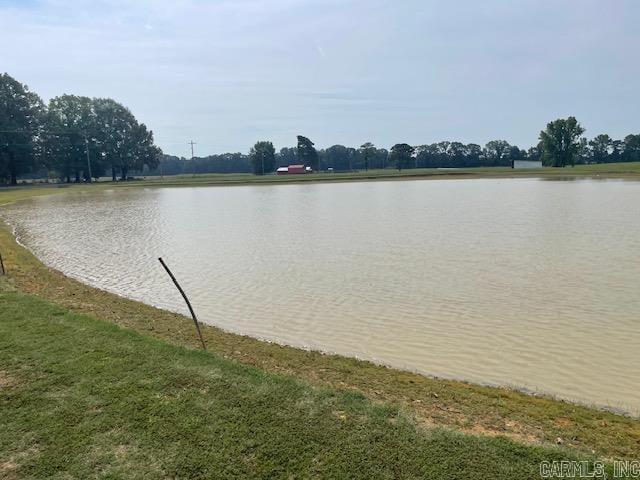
[7,162,640,195]
[133,162,640,186]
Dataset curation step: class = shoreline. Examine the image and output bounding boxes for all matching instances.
[1,170,640,460]
[3,162,640,195]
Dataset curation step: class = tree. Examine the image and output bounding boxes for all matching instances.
[434,141,451,167]
[374,148,389,169]
[588,134,612,163]
[46,95,97,182]
[296,135,318,170]
[359,142,375,172]
[610,139,624,163]
[415,144,435,168]
[125,122,161,178]
[346,147,358,170]
[576,137,589,164]
[448,142,466,167]
[527,144,542,162]
[249,140,276,175]
[276,147,297,166]
[465,143,483,167]
[623,134,640,162]
[93,98,139,181]
[390,143,414,171]
[0,73,45,185]
[508,146,526,161]
[483,140,512,166]
[324,144,350,171]
[539,117,585,167]
[46,95,161,182]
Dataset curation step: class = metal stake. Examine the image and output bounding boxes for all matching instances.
[158,257,206,350]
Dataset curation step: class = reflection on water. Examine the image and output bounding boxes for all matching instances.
[2,178,640,413]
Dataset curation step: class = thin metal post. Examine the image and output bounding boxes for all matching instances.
[158,257,206,350]
[84,135,92,182]
[188,140,197,177]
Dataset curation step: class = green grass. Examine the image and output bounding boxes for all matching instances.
[0,290,599,479]
[92,162,640,187]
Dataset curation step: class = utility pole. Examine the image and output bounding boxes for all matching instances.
[261,150,265,175]
[84,134,92,183]
[188,140,197,176]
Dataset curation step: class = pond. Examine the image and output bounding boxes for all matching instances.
[3,178,639,413]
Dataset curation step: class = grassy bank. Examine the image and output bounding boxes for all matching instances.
[1,166,639,476]
[1,289,597,479]
[145,161,640,185]
[9,161,640,192]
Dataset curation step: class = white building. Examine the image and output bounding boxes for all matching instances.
[513,160,543,169]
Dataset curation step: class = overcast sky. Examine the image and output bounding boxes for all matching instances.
[1,0,638,156]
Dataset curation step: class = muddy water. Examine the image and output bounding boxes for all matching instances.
[3,178,639,413]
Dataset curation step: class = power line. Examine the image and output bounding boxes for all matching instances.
[188,140,197,176]
[0,129,95,144]
[0,129,85,135]
[188,140,196,159]
[1,128,94,182]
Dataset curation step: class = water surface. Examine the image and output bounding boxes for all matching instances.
[3,178,639,413]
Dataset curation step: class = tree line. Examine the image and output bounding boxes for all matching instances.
[154,122,640,177]
[3,71,640,184]
[1,73,161,185]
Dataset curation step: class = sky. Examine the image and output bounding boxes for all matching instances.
[1,0,639,157]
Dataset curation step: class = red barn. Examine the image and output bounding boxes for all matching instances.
[275,164,311,175]
[287,164,306,174]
